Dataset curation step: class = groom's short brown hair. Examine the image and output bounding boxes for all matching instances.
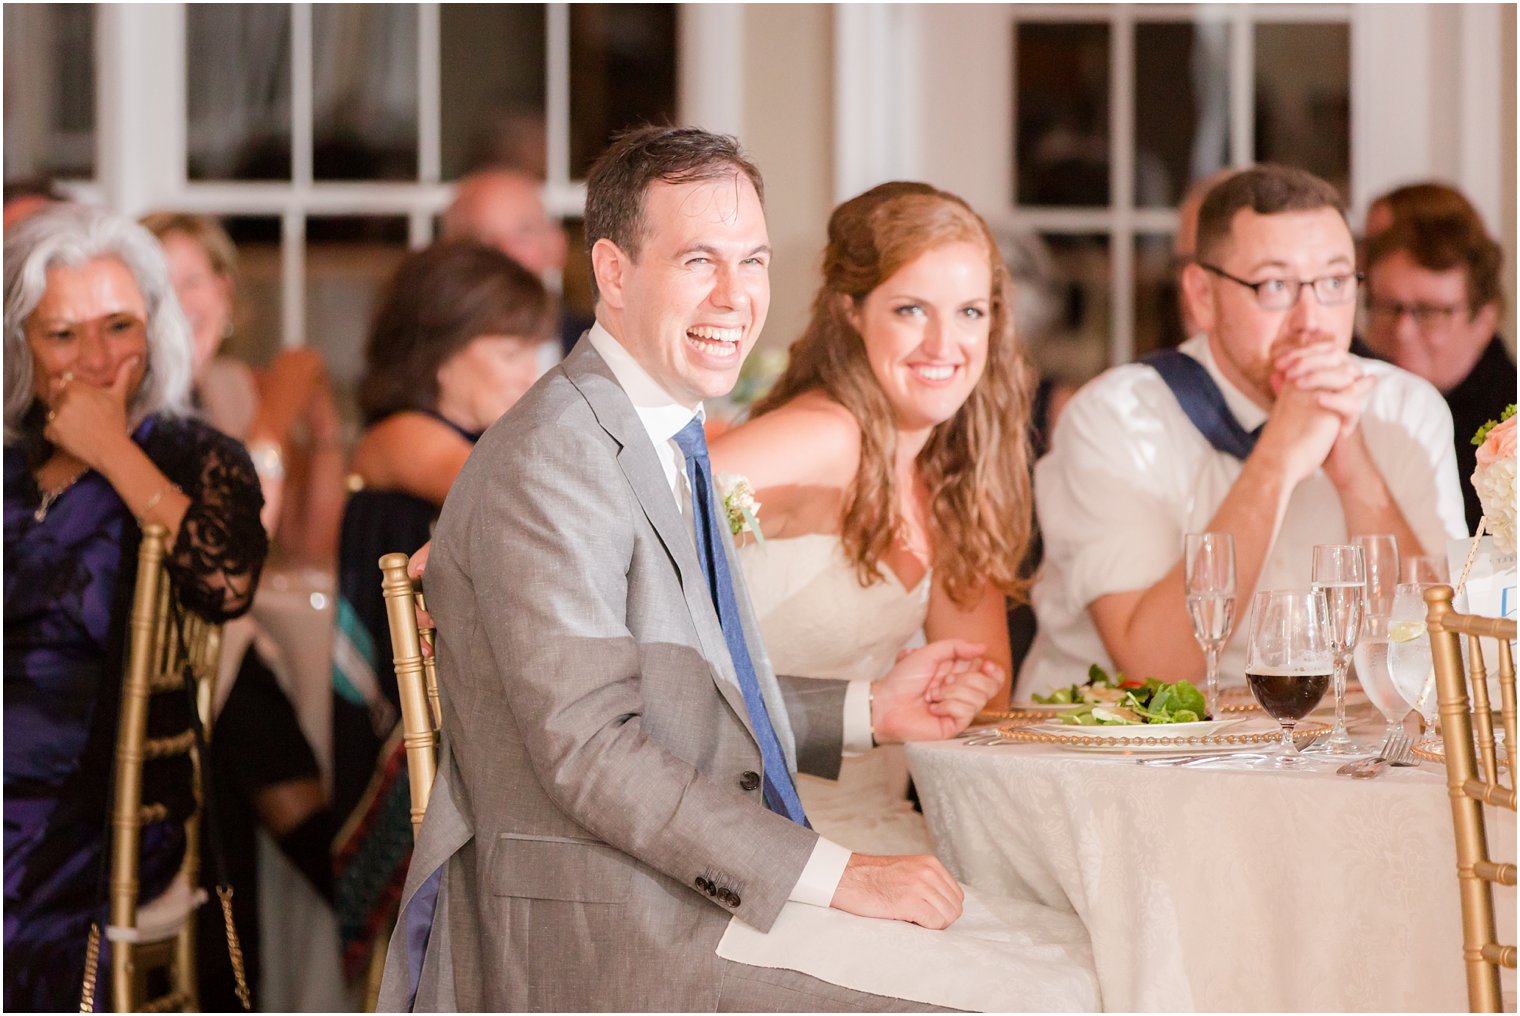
[582,125,764,298]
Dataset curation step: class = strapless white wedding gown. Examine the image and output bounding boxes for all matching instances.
[738,533,936,856]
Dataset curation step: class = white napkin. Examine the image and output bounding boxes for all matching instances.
[716,886,1100,1012]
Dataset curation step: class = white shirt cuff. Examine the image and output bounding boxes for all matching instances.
[842,679,874,755]
[789,836,852,907]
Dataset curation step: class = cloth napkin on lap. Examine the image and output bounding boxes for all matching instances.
[716,886,1101,1012]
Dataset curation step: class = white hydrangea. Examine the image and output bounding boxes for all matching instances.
[1473,455,1517,553]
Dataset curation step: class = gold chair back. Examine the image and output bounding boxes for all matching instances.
[1425,584,1517,1013]
[378,552,440,837]
[82,524,224,1012]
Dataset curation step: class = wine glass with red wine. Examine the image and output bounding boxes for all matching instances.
[1245,589,1334,769]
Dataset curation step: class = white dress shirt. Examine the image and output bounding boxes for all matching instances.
[1018,333,1468,699]
[586,323,867,907]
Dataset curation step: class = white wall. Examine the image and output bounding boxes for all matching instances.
[741,4,837,351]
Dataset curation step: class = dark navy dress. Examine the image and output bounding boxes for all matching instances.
[3,412,266,1011]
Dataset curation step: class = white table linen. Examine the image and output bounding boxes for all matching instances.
[908,735,1515,1012]
[717,886,1100,1011]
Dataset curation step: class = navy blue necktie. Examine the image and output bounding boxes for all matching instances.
[673,417,810,828]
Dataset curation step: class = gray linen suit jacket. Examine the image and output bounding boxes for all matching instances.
[377,339,853,1011]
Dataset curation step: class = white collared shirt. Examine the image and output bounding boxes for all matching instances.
[1019,332,1468,698]
[586,322,859,907]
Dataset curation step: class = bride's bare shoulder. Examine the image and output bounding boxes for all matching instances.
[711,390,861,486]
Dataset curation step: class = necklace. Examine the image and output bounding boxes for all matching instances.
[34,467,88,522]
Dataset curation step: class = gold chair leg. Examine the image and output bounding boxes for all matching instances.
[361,927,390,1013]
[175,909,198,1012]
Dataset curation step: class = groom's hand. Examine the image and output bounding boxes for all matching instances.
[409,541,435,653]
[830,853,963,929]
[872,640,1003,744]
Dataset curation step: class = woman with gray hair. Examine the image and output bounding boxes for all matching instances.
[3,203,267,1011]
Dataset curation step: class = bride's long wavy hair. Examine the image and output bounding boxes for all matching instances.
[752,182,1033,607]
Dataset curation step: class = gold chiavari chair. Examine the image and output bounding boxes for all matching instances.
[81,524,243,1012]
[361,553,441,1012]
[1425,583,1517,1013]
[378,552,441,836]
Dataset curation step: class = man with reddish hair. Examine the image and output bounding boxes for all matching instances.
[1362,182,1514,533]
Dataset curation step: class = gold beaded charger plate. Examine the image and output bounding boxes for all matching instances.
[1216,685,1264,714]
[1411,732,1508,765]
[995,717,1330,755]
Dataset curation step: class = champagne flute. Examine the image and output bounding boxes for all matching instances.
[1308,544,1367,755]
[1244,589,1335,768]
[1184,532,1236,719]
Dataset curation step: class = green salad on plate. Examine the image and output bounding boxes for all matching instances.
[1034,664,1210,725]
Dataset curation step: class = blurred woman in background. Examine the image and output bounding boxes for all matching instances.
[141,212,346,567]
[3,204,267,1010]
[330,240,554,987]
[710,182,1032,856]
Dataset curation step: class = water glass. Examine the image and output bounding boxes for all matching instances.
[1388,582,1438,725]
[1245,589,1335,768]
[1355,534,1400,619]
[1402,555,1450,586]
[1354,614,1412,740]
[1352,534,1405,744]
[1308,544,1368,755]
[1184,532,1236,719]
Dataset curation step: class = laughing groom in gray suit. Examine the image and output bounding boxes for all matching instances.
[379,126,1005,1012]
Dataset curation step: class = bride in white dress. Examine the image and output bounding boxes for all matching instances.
[711,182,1034,857]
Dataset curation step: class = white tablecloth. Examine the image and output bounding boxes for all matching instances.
[908,726,1516,1012]
[718,886,1100,1011]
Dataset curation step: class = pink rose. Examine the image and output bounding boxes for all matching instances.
[1476,414,1516,469]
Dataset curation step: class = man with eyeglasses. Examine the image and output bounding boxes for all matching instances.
[1017,164,1466,700]
[1362,190,1514,533]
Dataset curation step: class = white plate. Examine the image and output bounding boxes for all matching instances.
[1031,717,1245,742]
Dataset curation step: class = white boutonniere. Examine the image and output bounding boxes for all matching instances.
[715,472,765,547]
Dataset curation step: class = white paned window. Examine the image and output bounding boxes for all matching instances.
[6,4,716,414]
[1010,5,1351,383]
[853,4,1367,387]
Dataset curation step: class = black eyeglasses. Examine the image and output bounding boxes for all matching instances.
[1199,263,1363,311]
[1365,298,1469,331]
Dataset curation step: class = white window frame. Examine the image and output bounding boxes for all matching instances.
[837,2,1509,368]
[90,2,738,349]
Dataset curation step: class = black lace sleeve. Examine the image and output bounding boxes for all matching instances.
[144,415,269,621]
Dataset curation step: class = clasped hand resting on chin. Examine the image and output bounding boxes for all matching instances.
[1260,339,1378,489]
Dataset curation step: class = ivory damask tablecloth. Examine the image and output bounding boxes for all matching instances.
[907,737,1516,1012]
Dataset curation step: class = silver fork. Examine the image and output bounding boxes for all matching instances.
[1336,726,1400,776]
[1345,728,1413,779]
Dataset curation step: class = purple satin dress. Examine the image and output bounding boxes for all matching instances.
[3,413,266,1011]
